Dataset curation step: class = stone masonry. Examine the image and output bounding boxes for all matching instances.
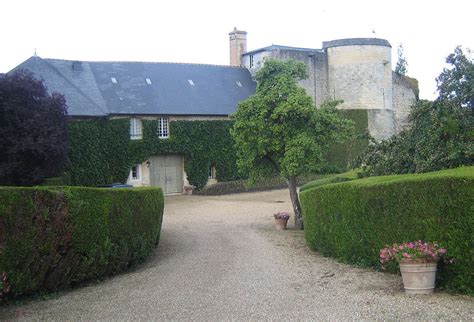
[231,30,417,141]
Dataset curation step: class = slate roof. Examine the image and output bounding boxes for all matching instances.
[12,56,256,117]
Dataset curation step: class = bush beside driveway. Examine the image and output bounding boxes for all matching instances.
[1,189,472,320]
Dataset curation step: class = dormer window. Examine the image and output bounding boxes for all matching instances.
[146,78,152,85]
[188,79,195,86]
[130,118,142,140]
[249,55,254,68]
[72,61,82,72]
[157,117,169,138]
[111,77,118,84]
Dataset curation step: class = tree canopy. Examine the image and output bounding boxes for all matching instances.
[231,59,353,228]
[436,46,473,108]
[355,47,473,175]
[395,44,408,75]
[0,70,69,185]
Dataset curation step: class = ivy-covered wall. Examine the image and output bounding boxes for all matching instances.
[67,113,369,190]
[68,119,242,189]
[324,109,370,171]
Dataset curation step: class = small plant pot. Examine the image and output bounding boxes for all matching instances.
[275,218,289,230]
[398,259,438,295]
[183,185,195,195]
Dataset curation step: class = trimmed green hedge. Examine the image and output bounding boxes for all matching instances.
[299,170,360,192]
[0,186,164,300]
[300,167,474,294]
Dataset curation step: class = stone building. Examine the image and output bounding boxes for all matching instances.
[9,28,417,192]
[230,28,417,141]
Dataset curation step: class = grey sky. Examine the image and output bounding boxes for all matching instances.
[1,0,472,100]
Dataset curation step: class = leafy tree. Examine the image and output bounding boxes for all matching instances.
[0,70,69,186]
[395,44,408,75]
[355,47,474,175]
[436,46,473,108]
[231,59,353,229]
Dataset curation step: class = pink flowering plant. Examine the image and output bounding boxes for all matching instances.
[379,240,447,268]
[274,211,290,220]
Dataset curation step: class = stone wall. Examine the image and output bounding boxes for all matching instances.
[241,50,271,76]
[240,38,417,142]
[244,48,329,107]
[326,44,393,111]
[392,72,417,132]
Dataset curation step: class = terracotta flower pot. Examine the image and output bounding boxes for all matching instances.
[398,258,439,295]
[275,218,289,230]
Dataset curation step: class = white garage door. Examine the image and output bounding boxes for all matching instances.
[149,155,183,193]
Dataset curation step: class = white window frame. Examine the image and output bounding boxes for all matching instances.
[158,117,169,139]
[130,118,142,140]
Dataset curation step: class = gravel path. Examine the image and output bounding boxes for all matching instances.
[1,189,473,320]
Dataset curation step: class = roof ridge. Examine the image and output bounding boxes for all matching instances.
[44,58,245,69]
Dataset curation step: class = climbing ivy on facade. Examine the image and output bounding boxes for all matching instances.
[67,118,242,189]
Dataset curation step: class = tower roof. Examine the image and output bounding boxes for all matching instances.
[322,38,391,49]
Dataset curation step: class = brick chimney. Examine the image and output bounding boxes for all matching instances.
[229,27,247,67]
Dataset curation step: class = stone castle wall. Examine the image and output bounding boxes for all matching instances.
[241,38,416,141]
[392,72,417,132]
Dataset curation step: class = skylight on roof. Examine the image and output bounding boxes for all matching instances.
[146,78,152,85]
[111,77,118,84]
[188,79,195,86]
[236,81,243,87]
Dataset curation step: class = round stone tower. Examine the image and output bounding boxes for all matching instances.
[323,38,395,140]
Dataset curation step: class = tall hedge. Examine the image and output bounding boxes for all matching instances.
[68,119,242,189]
[300,167,474,294]
[0,186,164,299]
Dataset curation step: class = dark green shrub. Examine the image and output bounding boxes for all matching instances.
[0,186,164,300]
[300,166,474,294]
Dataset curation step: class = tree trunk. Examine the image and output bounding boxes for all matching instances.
[287,176,303,230]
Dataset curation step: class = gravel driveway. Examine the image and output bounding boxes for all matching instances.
[1,189,473,320]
